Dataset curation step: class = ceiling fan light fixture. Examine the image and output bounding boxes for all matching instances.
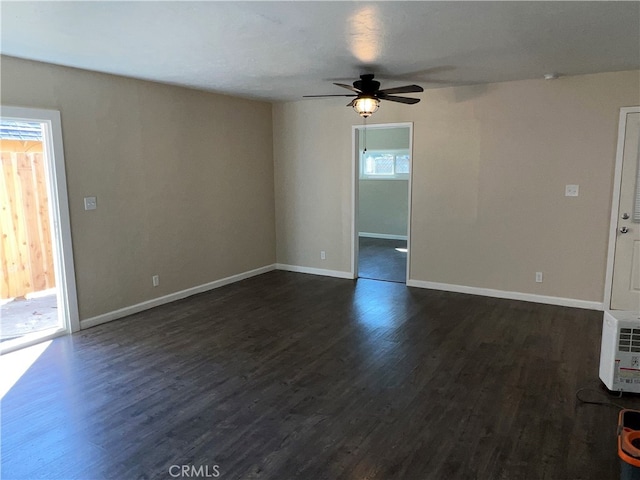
[353,97,379,117]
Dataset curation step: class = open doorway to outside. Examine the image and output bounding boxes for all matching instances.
[352,123,412,283]
[1,106,79,354]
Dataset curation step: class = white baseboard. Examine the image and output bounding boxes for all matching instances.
[406,279,604,311]
[359,232,408,241]
[80,264,276,330]
[275,263,354,279]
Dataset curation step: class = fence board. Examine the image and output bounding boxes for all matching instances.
[0,149,55,299]
[1,153,30,298]
[0,153,16,297]
[20,153,45,291]
[34,153,55,288]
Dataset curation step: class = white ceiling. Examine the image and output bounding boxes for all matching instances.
[1,1,638,102]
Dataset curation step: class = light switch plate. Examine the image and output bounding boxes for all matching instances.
[84,196,97,210]
[565,185,579,197]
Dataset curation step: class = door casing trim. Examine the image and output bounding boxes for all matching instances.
[351,122,414,282]
[1,105,79,354]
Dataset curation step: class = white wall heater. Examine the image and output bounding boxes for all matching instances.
[600,310,640,393]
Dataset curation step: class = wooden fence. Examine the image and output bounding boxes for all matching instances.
[0,142,56,299]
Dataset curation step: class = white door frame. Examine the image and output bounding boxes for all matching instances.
[1,106,79,354]
[351,122,414,282]
[603,106,640,311]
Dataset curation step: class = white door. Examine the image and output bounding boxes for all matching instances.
[610,108,640,311]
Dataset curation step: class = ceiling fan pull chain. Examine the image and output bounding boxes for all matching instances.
[363,117,367,153]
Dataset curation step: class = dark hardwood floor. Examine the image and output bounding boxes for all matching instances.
[358,237,407,283]
[1,271,634,480]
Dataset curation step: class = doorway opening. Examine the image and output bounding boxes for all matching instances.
[352,122,413,283]
[1,106,79,354]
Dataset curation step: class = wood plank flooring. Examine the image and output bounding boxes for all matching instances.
[358,237,407,283]
[1,271,636,480]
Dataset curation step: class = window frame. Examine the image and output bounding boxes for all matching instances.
[359,148,410,180]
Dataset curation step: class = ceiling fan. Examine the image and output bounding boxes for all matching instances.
[303,74,424,117]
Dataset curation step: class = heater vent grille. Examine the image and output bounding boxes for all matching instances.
[618,328,640,353]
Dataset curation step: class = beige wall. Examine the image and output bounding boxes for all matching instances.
[359,126,410,150]
[1,55,275,319]
[274,70,640,302]
[359,180,408,237]
[2,54,636,314]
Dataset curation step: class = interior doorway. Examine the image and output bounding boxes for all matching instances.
[352,122,412,283]
[0,106,79,354]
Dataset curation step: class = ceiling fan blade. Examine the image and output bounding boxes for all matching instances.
[377,85,424,95]
[303,94,357,98]
[379,95,421,105]
[347,99,356,107]
[334,83,362,94]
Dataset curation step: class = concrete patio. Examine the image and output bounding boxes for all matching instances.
[0,293,59,342]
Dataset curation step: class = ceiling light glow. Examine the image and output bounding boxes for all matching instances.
[347,6,383,63]
[353,97,379,117]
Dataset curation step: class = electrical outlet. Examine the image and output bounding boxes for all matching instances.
[535,272,543,283]
[152,275,160,287]
[320,251,326,260]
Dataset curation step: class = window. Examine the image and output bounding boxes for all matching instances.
[360,149,410,179]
